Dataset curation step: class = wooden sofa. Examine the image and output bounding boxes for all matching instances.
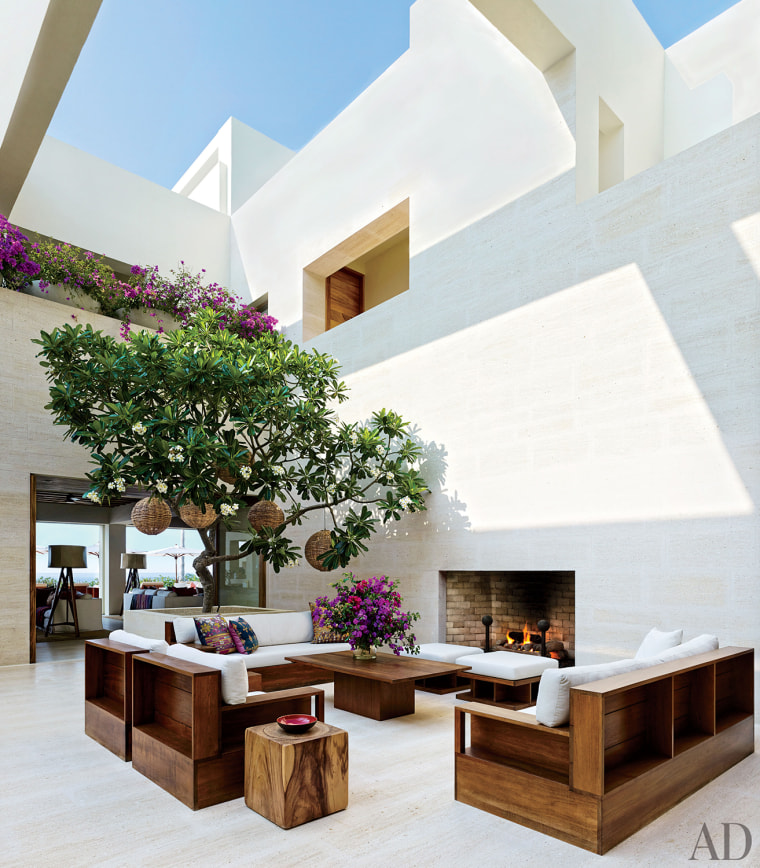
[455,647,754,854]
[130,652,325,810]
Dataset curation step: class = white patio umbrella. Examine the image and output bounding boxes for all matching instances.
[144,544,203,582]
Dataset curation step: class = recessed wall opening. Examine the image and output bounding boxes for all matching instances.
[442,570,575,658]
[599,97,624,192]
[302,199,409,341]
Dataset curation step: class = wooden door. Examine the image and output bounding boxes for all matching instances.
[326,267,363,331]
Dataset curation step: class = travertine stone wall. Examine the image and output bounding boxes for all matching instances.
[277,114,760,696]
[0,290,122,665]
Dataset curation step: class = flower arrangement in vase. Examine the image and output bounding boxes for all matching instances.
[313,572,420,659]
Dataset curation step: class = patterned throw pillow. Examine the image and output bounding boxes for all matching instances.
[309,601,346,644]
[194,616,236,655]
[227,618,259,654]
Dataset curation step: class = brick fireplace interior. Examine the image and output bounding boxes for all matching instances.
[442,570,575,658]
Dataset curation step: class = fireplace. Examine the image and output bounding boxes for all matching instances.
[442,570,575,660]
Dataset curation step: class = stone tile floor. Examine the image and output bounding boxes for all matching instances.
[1,646,758,867]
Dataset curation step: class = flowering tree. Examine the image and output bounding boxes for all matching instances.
[313,573,420,655]
[34,311,428,611]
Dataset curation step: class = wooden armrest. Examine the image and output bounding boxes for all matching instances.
[85,637,152,655]
[455,701,568,735]
[241,686,325,720]
[189,643,217,653]
[134,651,221,678]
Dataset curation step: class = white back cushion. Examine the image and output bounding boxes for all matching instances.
[240,611,313,646]
[109,629,168,653]
[166,643,248,705]
[172,617,199,644]
[536,634,721,727]
[653,633,718,663]
[535,657,650,727]
[634,627,683,659]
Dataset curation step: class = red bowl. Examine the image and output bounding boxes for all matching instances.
[277,714,317,734]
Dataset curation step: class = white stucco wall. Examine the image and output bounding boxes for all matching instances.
[233,0,576,328]
[173,117,294,216]
[667,0,760,127]
[10,136,231,282]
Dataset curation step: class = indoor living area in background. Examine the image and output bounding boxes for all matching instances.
[32,474,265,654]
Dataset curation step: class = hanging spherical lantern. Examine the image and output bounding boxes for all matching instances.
[248,500,284,532]
[131,496,172,535]
[217,451,253,485]
[179,502,218,529]
[305,529,335,571]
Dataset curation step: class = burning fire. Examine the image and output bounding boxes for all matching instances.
[505,623,533,646]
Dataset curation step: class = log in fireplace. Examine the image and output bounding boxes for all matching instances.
[483,615,571,664]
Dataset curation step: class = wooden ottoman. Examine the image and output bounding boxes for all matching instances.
[244,722,348,828]
[455,651,558,709]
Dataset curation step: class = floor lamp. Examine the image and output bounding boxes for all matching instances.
[120,553,147,615]
[45,544,87,637]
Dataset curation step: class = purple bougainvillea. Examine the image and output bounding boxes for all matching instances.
[313,573,420,655]
[0,216,41,289]
[0,213,277,341]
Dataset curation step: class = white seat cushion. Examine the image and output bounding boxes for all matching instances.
[399,643,484,663]
[108,629,168,653]
[166,643,248,705]
[240,642,349,669]
[456,651,558,681]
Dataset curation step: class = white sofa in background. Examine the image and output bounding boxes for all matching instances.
[44,596,102,633]
[169,609,351,691]
[124,589,204,611]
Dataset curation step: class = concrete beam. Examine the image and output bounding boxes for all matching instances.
[0,0,101,215]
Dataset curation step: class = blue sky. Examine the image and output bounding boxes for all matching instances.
[48,0,740,190]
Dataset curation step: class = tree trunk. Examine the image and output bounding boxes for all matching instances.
[194,563,215,613]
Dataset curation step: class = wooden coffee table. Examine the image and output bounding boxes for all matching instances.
[285,650,472,720]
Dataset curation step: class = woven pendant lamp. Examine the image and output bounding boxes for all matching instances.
[131,496,172,535]
[217,451,253,485]
[179,502,218,529]
[305,529,335,571]
[248,500,284,532]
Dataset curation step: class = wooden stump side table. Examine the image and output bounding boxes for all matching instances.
[244,722,348,828]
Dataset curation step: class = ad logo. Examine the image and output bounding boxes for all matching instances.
[690,823,753,861]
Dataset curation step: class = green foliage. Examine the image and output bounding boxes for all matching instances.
[34,311,428,590]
